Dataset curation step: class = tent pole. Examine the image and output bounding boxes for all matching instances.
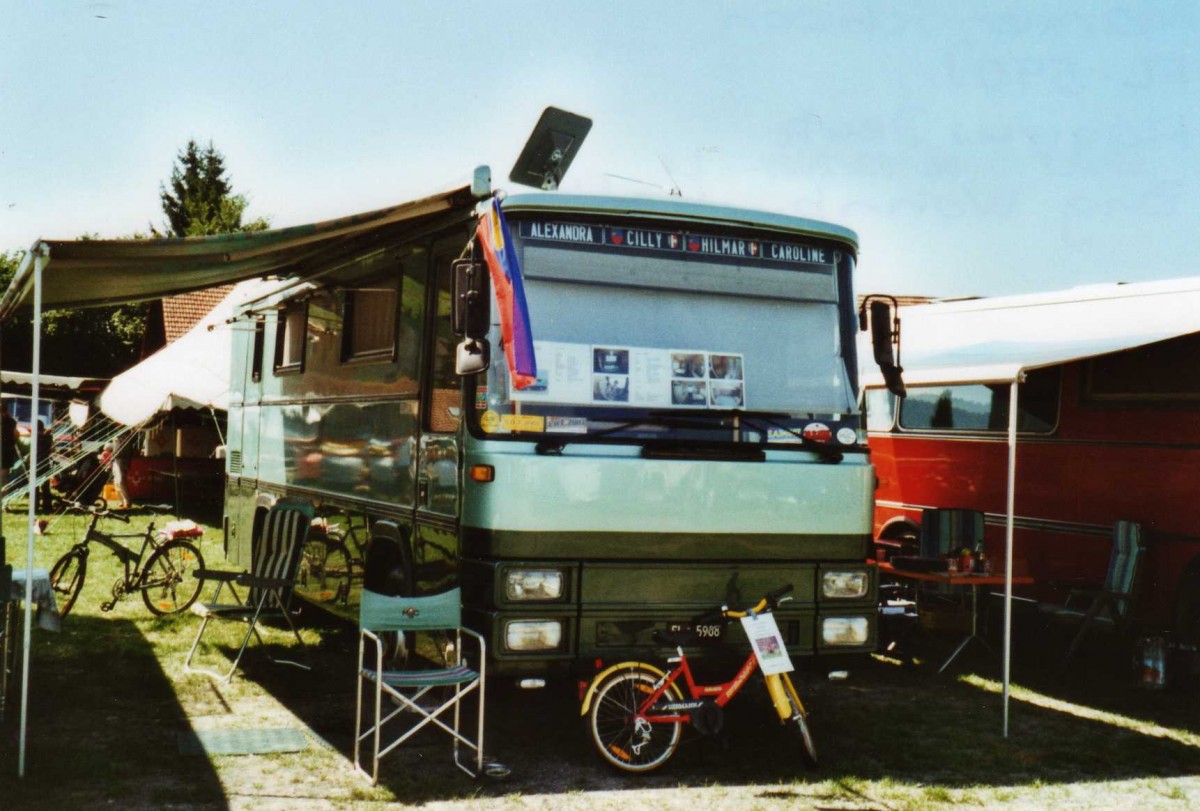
[18,248,46,777]
[1003,377,1020,738]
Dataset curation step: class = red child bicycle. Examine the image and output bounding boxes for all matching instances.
[580,584,816,773]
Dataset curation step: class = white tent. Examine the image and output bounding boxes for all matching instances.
[99,278,288,426]
[861,274,1200,736]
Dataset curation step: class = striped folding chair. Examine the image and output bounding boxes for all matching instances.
[1045,520,1145,674]
[919,508,986,559]
[184,498,315,682]
[354,587,486,783]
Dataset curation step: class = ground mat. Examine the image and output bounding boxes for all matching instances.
[178,727,311,756]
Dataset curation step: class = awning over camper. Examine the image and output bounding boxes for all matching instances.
[861,276,1200,388]
[0,185,477,319]
[0,370,104,395]
[98,278,290,425]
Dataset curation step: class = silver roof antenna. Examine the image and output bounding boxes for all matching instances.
[658,154,683,197]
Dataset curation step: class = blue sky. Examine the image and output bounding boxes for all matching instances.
[2,1,1198,298]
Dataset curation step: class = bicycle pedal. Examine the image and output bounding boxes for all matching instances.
[100,601,114,612]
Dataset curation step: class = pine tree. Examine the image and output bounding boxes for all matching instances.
[158,140,269,237]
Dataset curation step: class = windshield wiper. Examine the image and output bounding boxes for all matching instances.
[533,409,853,462]
[534,413,699,455]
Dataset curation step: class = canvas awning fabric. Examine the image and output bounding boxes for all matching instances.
[860,275,1200,388]
[0,370,103,394]
[0,185,477,319]
[98,278,289,425]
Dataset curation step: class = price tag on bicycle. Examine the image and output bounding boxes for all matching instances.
[740,611,794,674]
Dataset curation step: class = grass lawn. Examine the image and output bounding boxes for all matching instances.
[3,506,1200,809]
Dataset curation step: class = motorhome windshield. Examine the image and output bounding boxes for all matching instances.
[472,216,858,446]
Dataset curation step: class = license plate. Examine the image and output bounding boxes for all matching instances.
[666,622,724,641]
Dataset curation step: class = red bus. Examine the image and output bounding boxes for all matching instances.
[863,277,1200,643]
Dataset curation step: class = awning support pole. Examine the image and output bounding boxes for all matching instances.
[1003,377,1020,738]
[209,406,225,446]
[19,247,46,777]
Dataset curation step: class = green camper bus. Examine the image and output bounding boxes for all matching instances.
[222,189,881,678]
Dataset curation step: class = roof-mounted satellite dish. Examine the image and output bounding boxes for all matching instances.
[509,107,592,191]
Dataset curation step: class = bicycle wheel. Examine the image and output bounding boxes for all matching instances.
[301,537,355,605]
[780,673,818,767]
[139,540,205,615]
[588,666,683,774]
[49,548,87,618]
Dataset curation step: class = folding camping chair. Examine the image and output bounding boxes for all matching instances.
[919,507,986,560]
[354,587,486,783]
[184,498,315,682]
[1043,520,1144,674]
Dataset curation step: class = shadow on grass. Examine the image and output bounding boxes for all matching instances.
[0,613,227,809]
[224,603,1200,806]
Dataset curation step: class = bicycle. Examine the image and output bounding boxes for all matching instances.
[48,504,206,617]
[300,508,367,608]
[580,584,817,773]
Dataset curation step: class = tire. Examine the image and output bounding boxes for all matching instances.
[780,676,818,767]
[139,540,205,615]
[49,548,87,618]
[588,666,683,774]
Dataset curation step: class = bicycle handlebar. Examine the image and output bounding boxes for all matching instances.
[701,583,795,622]
[64,502,130,522]
[766,583,795,606]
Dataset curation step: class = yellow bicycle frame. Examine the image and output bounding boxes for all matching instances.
[580,660,672,717]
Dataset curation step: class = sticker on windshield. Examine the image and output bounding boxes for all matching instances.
[545,416,589,434]
[480,410,501,433]
[671,350,746,409]
[512,341,746,410]
[500,414,545,433]
[710,381,745,408]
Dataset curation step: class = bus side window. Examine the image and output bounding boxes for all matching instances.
[274,300,307,374]
[396,252,425,387]
[865,388,896,431]
[427,252,461,433]
[251,319,265,383]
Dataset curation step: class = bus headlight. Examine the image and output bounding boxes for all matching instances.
[822,570,869,599]
[504,569,564,601]
[821,617,869,646]
[504,620,563,651]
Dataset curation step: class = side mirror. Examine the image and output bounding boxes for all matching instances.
[860,296,906,398]
[471,165,492,199]
[456,338,490,376]
[453,258,489,339]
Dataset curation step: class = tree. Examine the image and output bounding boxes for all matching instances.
[0,140,271,376]
[158,140,270,237]
[0,248,146,377]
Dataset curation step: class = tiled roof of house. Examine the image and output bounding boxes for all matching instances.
[161,285,235,343]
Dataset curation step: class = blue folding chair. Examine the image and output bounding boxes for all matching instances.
[1044,520,1144,674]
[354,587,486,783]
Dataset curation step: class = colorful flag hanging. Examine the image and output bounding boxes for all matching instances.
[476,197,537,389]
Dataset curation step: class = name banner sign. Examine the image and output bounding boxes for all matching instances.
[518,220,834,272]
